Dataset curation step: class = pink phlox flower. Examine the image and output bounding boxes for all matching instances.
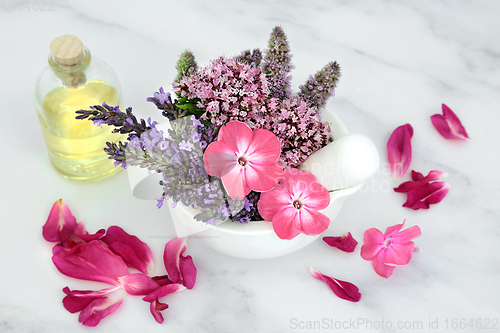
[323,232,358,252]
[431,104,470,141]
[360,220,421,278]
[394,170,450,210]
[310,268,361,302]
[387,123,413,181]
[258,168,330,240]
[204,121,283,200]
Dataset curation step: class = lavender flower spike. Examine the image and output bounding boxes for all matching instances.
[174,50,198,85]
[262,26,294,100]
[298,61,341,111]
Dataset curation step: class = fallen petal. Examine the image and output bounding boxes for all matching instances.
[323,233,358,252]
[431,104,470,141]
[150,299,169,324]
[102,226,155,274]
[310,268,361,302]
[387,124,413,180]
[78,296,124,327]
[62,286,118,313]
[394,180,428,193]
[42,199,77,243]
[179,255,197,290]
[142,284,186,303]
[74,221,105,242]
[52,240,129,286]
[403,182,451,210]
[163,238,197,289]
[118,273,161,296]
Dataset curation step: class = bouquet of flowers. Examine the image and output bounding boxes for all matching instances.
[76,26,342,240]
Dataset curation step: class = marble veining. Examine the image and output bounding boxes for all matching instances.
[0,0,499,332]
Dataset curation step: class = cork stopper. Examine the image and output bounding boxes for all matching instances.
[50,35,84,66]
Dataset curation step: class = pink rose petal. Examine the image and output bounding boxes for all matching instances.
[74,221,105,242]
[62,286,118,314]
[431,104,470,141]
[42,199,77,243]
[52,240,129,286]
[150,299,169,324]
[403,182,451,210]
[78,297,123,327]
[310,268,361,302]
[163,237,197,289]
[323,232,358,252]
[142,283,186,303]
[387,124,413,180]
[118,273,161,296]
[102,226,155,274]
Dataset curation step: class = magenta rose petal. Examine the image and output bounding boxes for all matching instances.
[102,226,155,274]
[403,182,451,210]
[163,237,197,289]
[118,273,161,296]
[62,286,118,313]
[42,199,77,243]
[74,221,105,242]
[431,104,470,141]
[387,124,413,180]
[323,232,358,252]
[78,297,124,327]
[310,268,361,302]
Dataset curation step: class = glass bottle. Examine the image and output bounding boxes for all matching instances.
[34,35,125,182]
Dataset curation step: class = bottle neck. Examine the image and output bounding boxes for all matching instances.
[48,47,91,88]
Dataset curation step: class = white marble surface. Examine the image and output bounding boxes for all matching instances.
[1,1,499,332]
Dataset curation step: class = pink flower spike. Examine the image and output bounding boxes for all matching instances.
[310,268,361,302]
[258,168,330,240]
[118,273,161,296]
[163,237,197,289]
[42,199,77,243]
[204,121,283,200]
[102,226,155,274]
[74,221,105,242]
[431,104,470,141]
[52,240,129,286]
[323,233,358,252]
[360,220,421,278]
[78,296,124,327]
[387,124,413,180]
[403,182,451,210]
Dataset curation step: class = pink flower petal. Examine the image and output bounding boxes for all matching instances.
[163,237,197,289]
[383,222,404,238]
[203,141,237,177]
[431,104,470,141]
[310,268,361,302]
[42,199,77,243]
[142,284,186,303]
[74,221,105,242]
[118,273,161,296]
[221,163,250,200]
[383,241,415,266]
[152,275,174,286]
[52,240,129,286]
[323,233,358,252]
[245,128,281,165]
[257,185,292,222]
[150,299,169,324]
[244,161,283,192]
[217,121,254,155]
[78,297,124,327]
[395,170,449,193]
[394,180,429,193]
[392,225,422,244]
[102,226,155,274]
[272,207,300,240]
[403,182,451,210]
[360,228,385,260]
[387,124,413,180]
[295,208,330,236]
[371,250,396,278]
[62,286,118,313]
[280,168,317,198]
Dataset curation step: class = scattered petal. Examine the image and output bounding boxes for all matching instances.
[163,238,197,289]
[42,199,77,243]
[150,299,169,324]
[403,182,451,210]
[310,268,361,302]
[118,273,161,296]
[431,104,470,141]
[78,296,124,327]
[323,233,358,252]
[387,124,413,180]
[62,286,118,314]
[74,221,105,242]
[102,226,155,274]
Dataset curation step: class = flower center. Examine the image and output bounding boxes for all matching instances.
[384,237,392,247]
[238,157,247,166]
[293,200,302,210]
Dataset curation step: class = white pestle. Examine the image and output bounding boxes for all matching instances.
[298,133,379,191]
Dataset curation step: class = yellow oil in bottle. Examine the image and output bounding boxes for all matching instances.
[39,79,125,182]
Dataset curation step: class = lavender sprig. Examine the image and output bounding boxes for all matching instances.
[235,49,262,67]
[147,87,189,121]
[262,26,294,100]
[75,103,150,139]
[297,61,341,110]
